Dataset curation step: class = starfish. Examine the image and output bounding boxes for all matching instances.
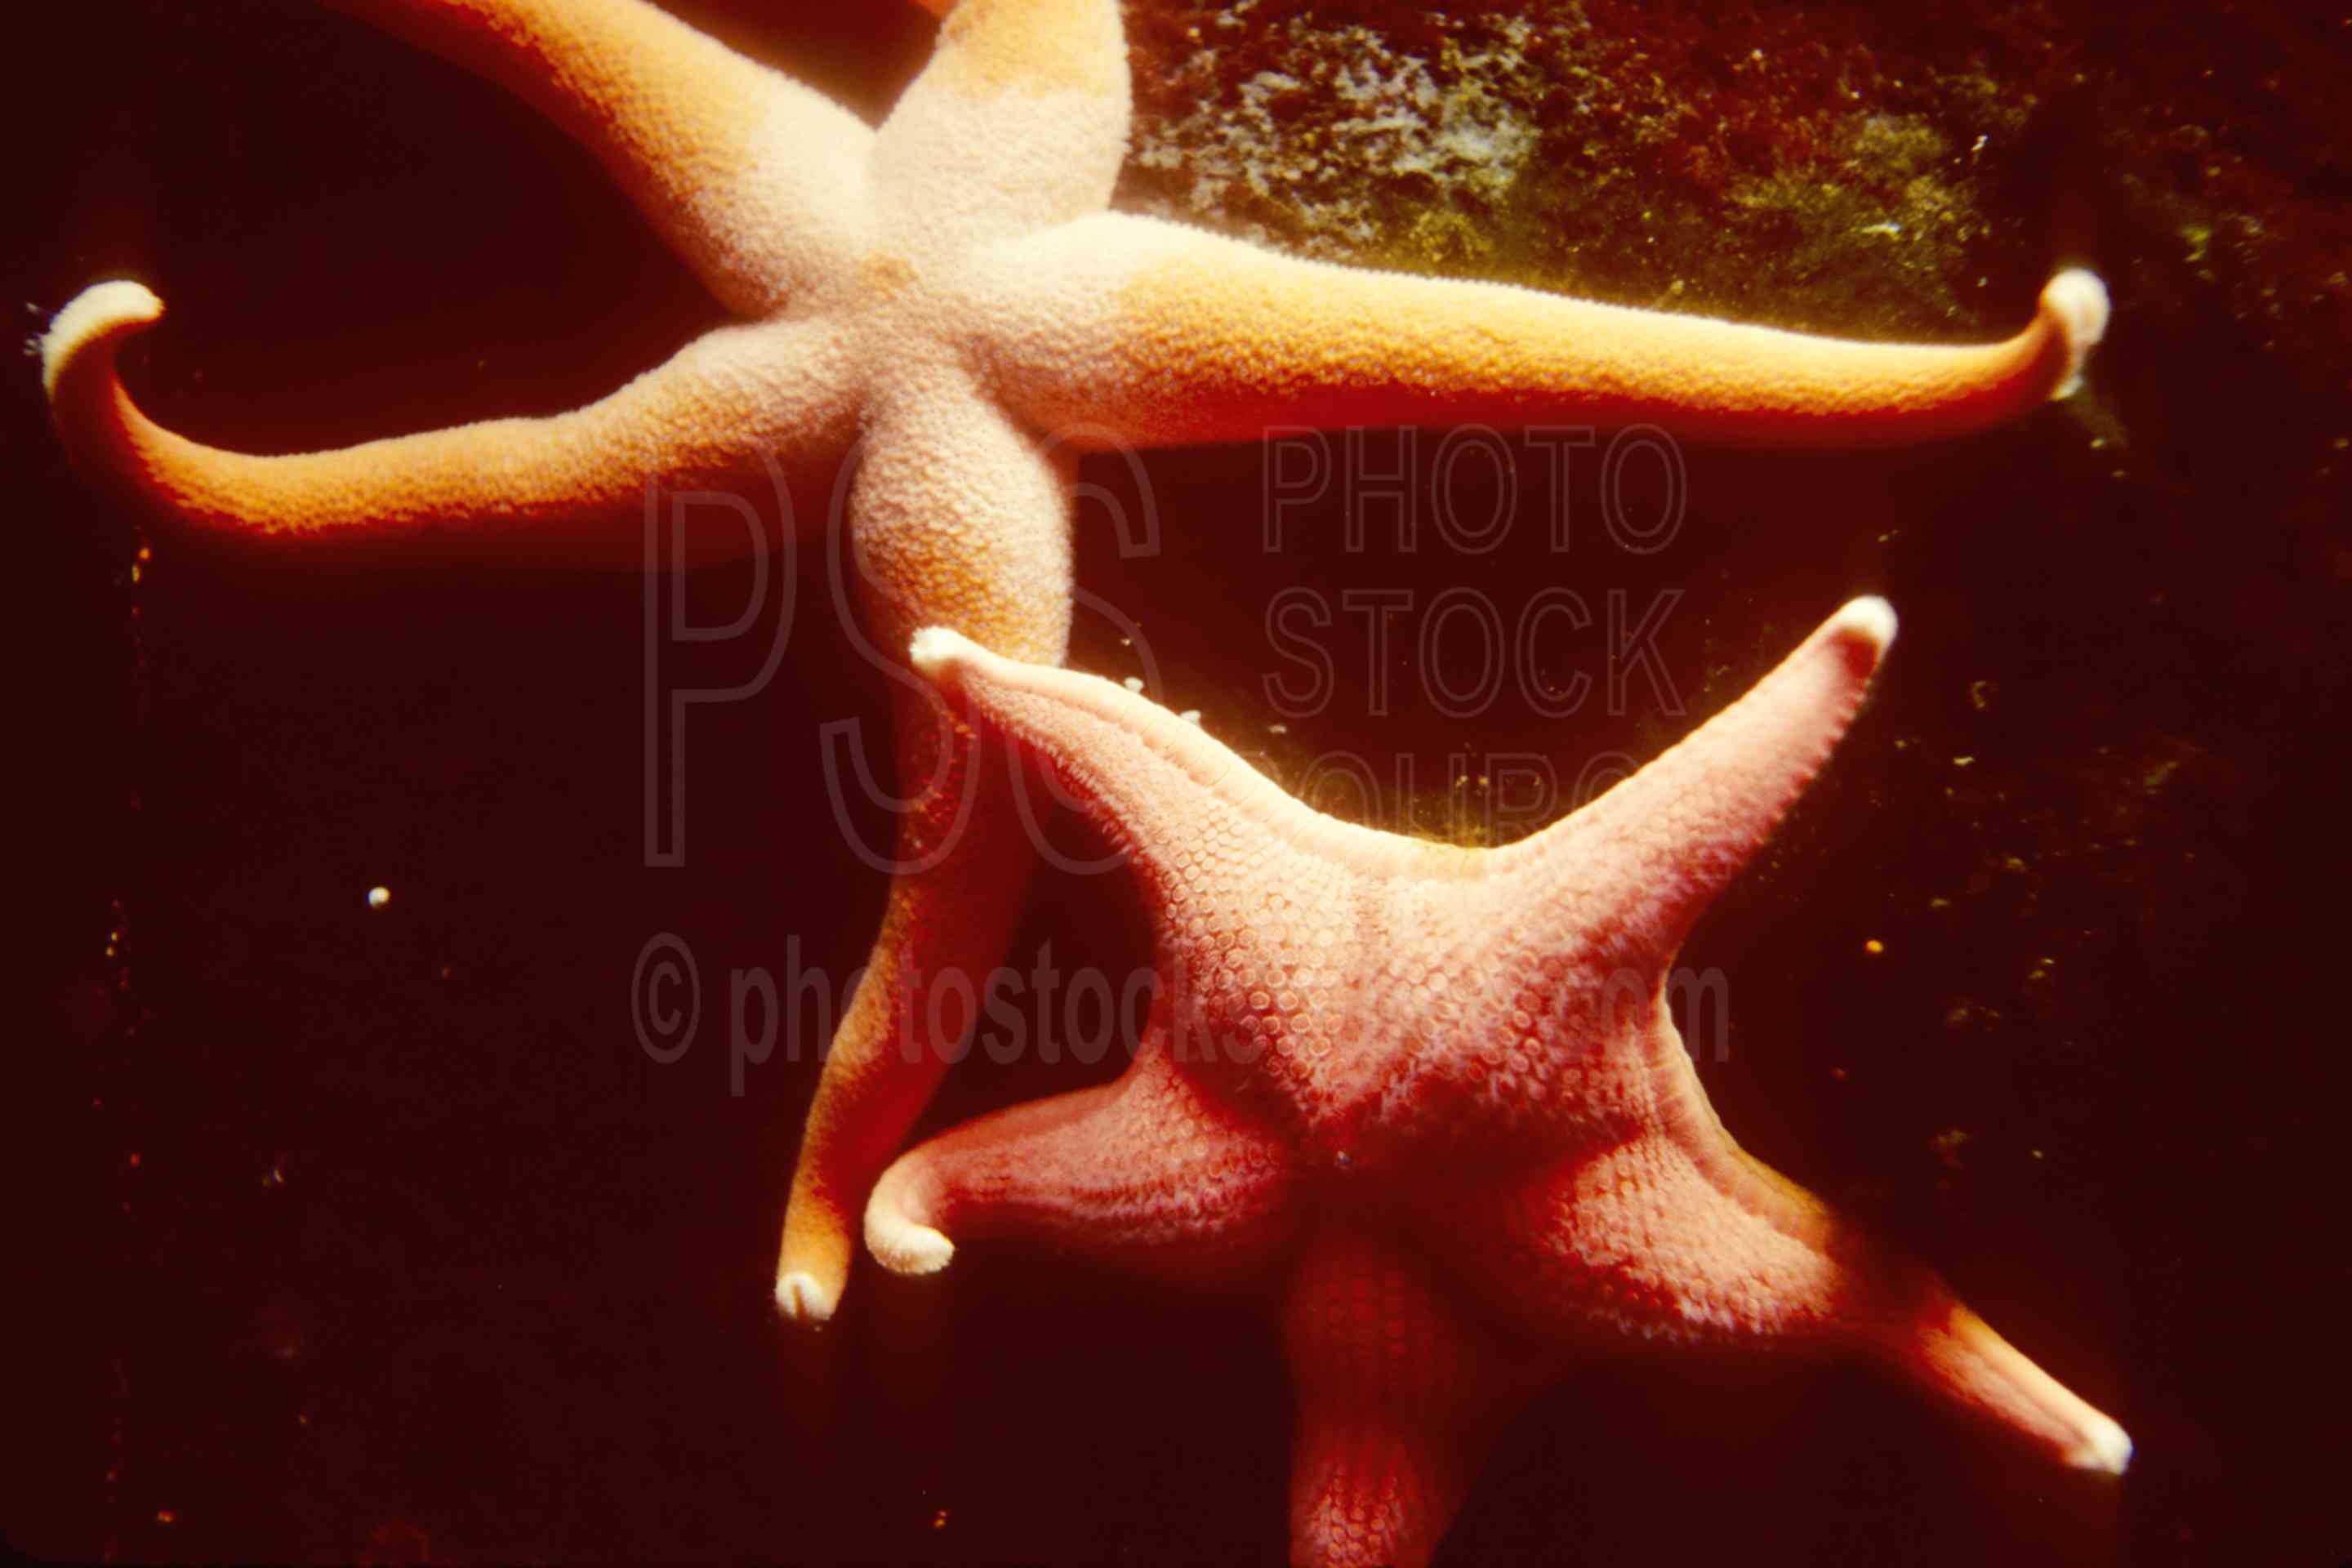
[41,0,2112,1329]
[877,599,2130,1568]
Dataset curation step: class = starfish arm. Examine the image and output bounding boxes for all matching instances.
[41,280,858,564]
[911,623,1459,898]
[1873,1291,2134,1476]
[1490,597,1895,968]
[775,743,1040,1324]
[318,0,872,314]
[871,0,1129,248]
[1472,1093,1876,1352]
[1284,1230,1533,1568]
[863,1039,1296,1285]
[971,214,2108,449]
[1468,1097,2130,1473]
[776,388,1079,1325]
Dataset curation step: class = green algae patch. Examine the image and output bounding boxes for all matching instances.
[1121,0,2061,345]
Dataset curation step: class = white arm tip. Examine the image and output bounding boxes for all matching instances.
[2066,1410,2134,1476]
[908,624,981,681]
[865,1201,957,1277]
[42,279,164,400]
[2041,269,2109,399]
[773,1269,837,1326]
[1830,595,1899,656]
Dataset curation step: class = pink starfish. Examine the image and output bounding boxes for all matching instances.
[875,599,2128,1568]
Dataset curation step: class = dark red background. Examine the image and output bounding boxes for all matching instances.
[11,2,2345,1563]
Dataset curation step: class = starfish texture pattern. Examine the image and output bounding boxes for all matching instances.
[882,602,2129,1568]
[42,0,2111,1328]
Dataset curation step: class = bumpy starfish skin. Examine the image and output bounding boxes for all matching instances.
[42,0,2112,1328]
[880,601,2130,1568]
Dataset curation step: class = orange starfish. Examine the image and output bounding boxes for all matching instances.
[40,0,2110,1329]
[881,599,2128,1568]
